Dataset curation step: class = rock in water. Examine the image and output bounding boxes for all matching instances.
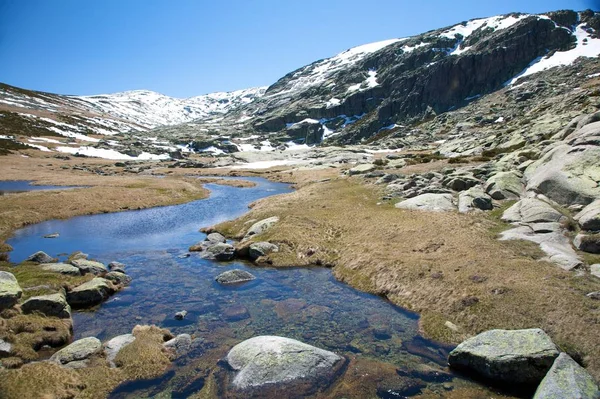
[50,337,102,368]
[533,353,600,399]
[224,335,345,396]
[25,251,56,264]
[204,243,236,261]
[70,259,108,275]
[243,216,279,240]
[66,277,113,308]
[0,271,22,311]
[215,269,256,285]
[21,292,71,318]
[104,334,135,367]
[206,232,226,243]
[164,334,192,357]
[395,193,455,212]
[448,328,559,386]
[174,310,188,320]
[43,233,60,239]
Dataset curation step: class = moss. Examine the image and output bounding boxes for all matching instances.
[0,360,83,399]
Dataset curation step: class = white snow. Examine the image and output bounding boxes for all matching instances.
[325,98,342,108]
[365,70,379,88]
[440,14,529,40]
[284,141,310,151]
[494,116,505,123]
[28,137,63,144]
[402,42,429,53]
[508,24,600,84]
[197,146,225,155]
[347,83,362,93]
[287,118,320,128]
[24,143,52,152]
[55,146,169,160]
[0,135,13,139]
[588,72,600,78]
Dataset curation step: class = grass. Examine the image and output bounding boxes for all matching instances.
[213,177,600,381]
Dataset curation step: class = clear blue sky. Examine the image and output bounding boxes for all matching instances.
[0,0,596,97]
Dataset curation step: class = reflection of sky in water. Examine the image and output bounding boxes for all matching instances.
[0,180,80,193]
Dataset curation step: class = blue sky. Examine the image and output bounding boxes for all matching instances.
[0,0,596,97]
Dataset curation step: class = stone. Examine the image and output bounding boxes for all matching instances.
[591,264,600,278]
[43,233,59,239]
[174,310,188,320]
[25,251,56,264]
[206,232,226,243]
[248,241,279,260]
[225,336,344,393]
[244,216,279,240]
[204,243,236,261]
[574,234,600,254]
[0,338,11,357]
[66,278,113,308]
[70,259,108,275]
[348,163,376,175]
[104,271,132,285]
[533,353,599,399]
[104,334,135,367]
[50,337,102,366]
[587,292,600,300]
[108,261,126,271]
[448,328,559,386]
[21,292,71,318]
[163,334,192,357]
[575,200,600,231]
[0,271,22,311]
[395,193,456,212]
[40,263,81,276]
[484,171,523,200]
[501,198,566,224]
[216,269,256,285]
[222,304,250,321]
[458,187,493,213]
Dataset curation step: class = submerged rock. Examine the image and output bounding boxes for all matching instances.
[216,269,256,285]
[0,271,22,311]
[25,251,56,264]
[104,333,135,367]
[66,277,113,308]
[70,259,108,275]
[164,334,192,357]
[50,337,102,368]
[222,304,250,321]
[21,292,71,318]
[533,353,600,399]
[448,328,559,386]
[225,336,345,395]
[40,263,81,275]
[243,216,279,240]
[395,193,455,212]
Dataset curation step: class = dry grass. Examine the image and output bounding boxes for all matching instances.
[214,177,600,380]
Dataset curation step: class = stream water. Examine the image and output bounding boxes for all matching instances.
[6,177,493,398]
[0,180,79,194]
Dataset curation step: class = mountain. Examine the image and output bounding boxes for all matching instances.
[1,9,599,159]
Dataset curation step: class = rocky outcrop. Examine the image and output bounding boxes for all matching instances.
[223,336,345,396]
[66,277,114,308]
[574,234,600,254]
[215,269,256,285]
[21,292,71,318]
[40,263,81,275]
[448,328,559,386]
[248,242,279,260]
[576,200,600,232]
[484,171,523,200]
[50,337,102,368]
[348,163,376,176]
[70,259,108,275]
[0,271,22,311]
[395,193,455,212]
[25,251,56,264]
[501,198,565,224]
[104,271,132,285]
[533,353,600,399]
[243,217,279,240]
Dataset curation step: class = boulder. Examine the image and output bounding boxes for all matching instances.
[66,278,113,308]
[25,251,56,264]
[591,264,600,279]
[216,269,256,285]
[248,242,279,260]
[484,171,523,200]
[204,243,236,261]
[244,217,279,240]
[163,334,192,357]
[348,164,376,176]
[21,292,71,318]
[574,234,600,254]
[174,310,188,320]
[0,338,11,357]
[70,259,108,275]
[206,232,226,243]
[108,261,126,272]
[43,233,60,239]
[104,271,132,285]
[448,328,559,386]
[575,200,600,231]
[104,334,135,367]
[0,271,22,311]
[40,263,81,276]
[50,337,102,367]
[225,336,345,394]
[501,198,566,224]
[395,193,456,212]
[458,187,493,213]
[533,353,599,399]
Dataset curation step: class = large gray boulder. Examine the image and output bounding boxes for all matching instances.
[575,200,600,231]
[396,193,455,212]
[0,271,22,311]
[104,333,135,367]
[40,263,81,276]
[448,328,559,386]
[574,234,600,254]
[163,334,192,357]
[216,269,256,285]
[50,337,102,368]
[66,277,113,308]
[21,292,71,318]
[501,198,566,224]
[70,259,108,275]
[243,217,279,240]
[348,163,376,176]
[204,243,236,261]
[484,171,523,200]
[225,336,345,394]
[25,251,56,264]
[206,232,227,243]
[248,242,279,260]
[533,353,600,399]
[104,271,132,286]
[458,187,493,213]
